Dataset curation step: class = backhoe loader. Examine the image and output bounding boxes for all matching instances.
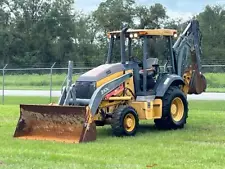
[14,20,207,143]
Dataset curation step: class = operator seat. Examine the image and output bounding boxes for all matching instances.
[139,58,159,76]
[139,58,159,91]
[147,58,159,68]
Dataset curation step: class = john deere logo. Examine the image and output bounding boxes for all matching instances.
[101,88,109,95]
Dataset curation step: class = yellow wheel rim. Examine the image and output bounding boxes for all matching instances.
[170,97,184,122]
[123,113,136,132]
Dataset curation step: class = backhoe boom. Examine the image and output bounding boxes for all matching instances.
[172,20,206,94]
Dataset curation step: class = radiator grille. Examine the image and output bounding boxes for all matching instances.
[75,81,96,99]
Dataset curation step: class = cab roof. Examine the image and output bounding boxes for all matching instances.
[108,29,177,37]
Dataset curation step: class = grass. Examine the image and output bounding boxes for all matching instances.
[0,73,224,92]
[205,88,225,92]
[204,73,225,92]
[0,99,225,169]
[1,96,58,105]
[0,74,79,90]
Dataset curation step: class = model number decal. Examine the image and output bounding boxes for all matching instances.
[101,88,109,95]
[106,70,111,75]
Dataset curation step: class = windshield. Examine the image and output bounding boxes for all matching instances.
[108,36,170,66]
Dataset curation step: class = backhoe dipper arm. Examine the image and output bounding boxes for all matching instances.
[172,19,207,94]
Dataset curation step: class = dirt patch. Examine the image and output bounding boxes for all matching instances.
[146,164,157,168]
[0,161,4,165]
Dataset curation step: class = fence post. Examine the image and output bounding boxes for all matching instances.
[50,62,56,103]
[2,64,8,105]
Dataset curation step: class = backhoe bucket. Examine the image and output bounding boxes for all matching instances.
[188,71,207,94]
[187,51,207,94]
[13,105,96,143]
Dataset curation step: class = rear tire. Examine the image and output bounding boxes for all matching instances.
[154,86,188,130]
[111,105,139,137]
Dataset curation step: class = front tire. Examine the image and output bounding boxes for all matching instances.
[154,86,188,129]
[111,105,139,137]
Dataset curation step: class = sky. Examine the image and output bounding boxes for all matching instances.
[75,0,225,21]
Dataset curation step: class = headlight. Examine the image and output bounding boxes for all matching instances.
[134,33,138,38]
[129,33,138,38]
[174,33,178,38]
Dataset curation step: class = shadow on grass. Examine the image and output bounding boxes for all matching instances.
[96,123,166,139]
[138,124,161,134]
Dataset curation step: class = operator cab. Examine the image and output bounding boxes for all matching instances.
[107,28,178,96]
[139,57,159,91]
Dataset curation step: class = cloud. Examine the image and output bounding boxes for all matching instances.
[75,0,100,13]
[167,10,194,21]
[75,0,225,20]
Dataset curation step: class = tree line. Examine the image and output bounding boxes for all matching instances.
[0,0,224,68]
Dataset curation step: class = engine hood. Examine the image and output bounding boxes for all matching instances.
[77,63,125,82]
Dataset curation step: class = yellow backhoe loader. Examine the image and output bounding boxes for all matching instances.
[13,20,207,143]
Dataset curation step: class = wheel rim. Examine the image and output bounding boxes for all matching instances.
[123,113,136,132]
[170,97,184,122]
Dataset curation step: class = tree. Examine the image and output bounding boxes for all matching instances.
[2,0,216,68]
[197,5,225,60]
[163,19,182,30]
[0,0,12,66]
[0,0,76,67]
[74,14,104,66]
[93,0,136,32]
[135,3,167,29]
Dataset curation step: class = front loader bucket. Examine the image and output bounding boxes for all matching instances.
[13,105,96,143]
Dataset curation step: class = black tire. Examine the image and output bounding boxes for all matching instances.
[111,105,139,137]
[95,121,105,126]
[154,86,188,130]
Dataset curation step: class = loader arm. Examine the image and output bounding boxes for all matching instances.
[88,73,132,116]
[172,19,207,94]
[59,72,132,115]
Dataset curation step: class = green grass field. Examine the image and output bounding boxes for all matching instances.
[0,73,76,90]
[0,73,225,92]
[0,97,225,169]
[1,96,58,105]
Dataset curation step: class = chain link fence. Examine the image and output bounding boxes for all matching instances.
[0,63,93,104]
[0,62,224,104]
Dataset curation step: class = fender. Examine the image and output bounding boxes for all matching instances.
[155,74,184,97]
